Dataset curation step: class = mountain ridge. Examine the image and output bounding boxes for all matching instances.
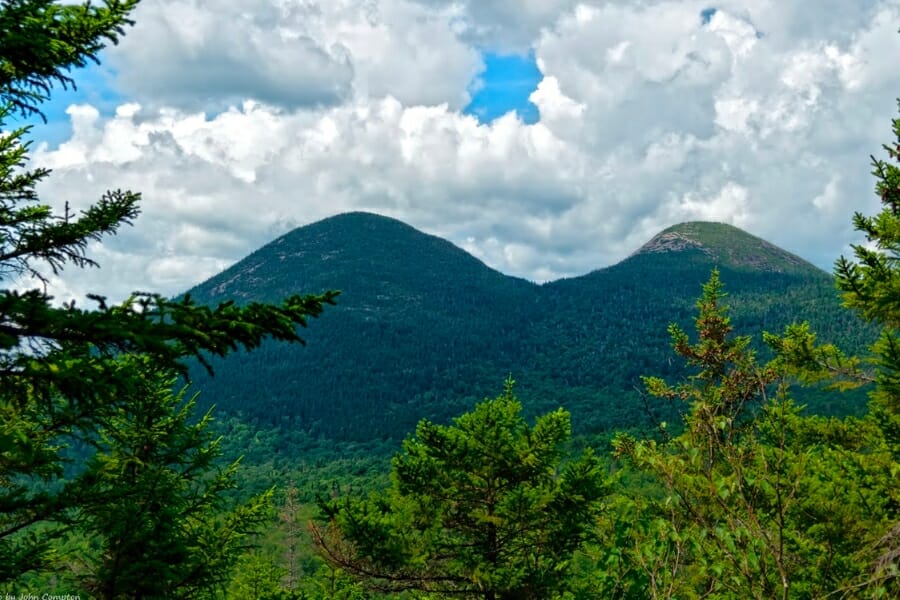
[631,221,819,275]
[194,213,824,301]
[184,211,870,444]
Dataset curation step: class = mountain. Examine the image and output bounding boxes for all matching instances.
[631,221,815,274]
[195,211,533,309]
[187,212,538,439]
[185,213,872,443]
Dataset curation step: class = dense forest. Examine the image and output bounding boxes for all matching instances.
[1,1,899,599]
[183,214,875,444]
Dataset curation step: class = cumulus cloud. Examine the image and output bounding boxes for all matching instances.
[528,0,899,264]
[106,0,482,110]
[104,1,353,109]
[34,99,588,299]
[411,0,579,50]
[25,0,900,303]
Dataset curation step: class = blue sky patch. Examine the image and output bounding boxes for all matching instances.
[465,51,541,125]
[700,7,717,25]
[13,60,123,148]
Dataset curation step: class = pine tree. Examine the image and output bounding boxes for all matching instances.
[831,96,900,594]
[612,272,898,598]
[835,99,900,434]
[72,358,273,598]
[312,379,606,599]
[0,0,337,581]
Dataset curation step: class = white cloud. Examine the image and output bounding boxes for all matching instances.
[528,76,585,127]
[106,0,353,109]
[527,0,896,262]
[706,9,759,58]
[675,182,751,225]
[34,98,590,298]
[410,0,579,50]
[24,0,900,302]
[106,0,481,111]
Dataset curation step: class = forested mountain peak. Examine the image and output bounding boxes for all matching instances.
[632,221,821,276]
[197,214,822,306]
[189,211,533,306]
[182,212,872,443]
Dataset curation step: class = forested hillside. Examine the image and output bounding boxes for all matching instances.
[3,3,899,599]
[185,214,873,442]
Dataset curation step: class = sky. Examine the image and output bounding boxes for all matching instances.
[13,0,900,302]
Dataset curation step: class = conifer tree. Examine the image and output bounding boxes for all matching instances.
[0,0,336,581]
[312,379,606,599]
[770,86,900,596]
[831,95,900,593]
[834,98,900,437]
[612,273,898,598]
[73,358,272,598]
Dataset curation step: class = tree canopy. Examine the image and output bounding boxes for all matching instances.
[312,379,607,599]
[3,3,900,599]
[606,271,897,599]
[0,0,336,583]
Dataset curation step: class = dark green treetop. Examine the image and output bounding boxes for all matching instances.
[312,379,607,600]
[0,0,336,581]
[835,99,900,416]
[610,273,897,599]
[0,0,138,120]
[831,93,900,592]
[72,358,273,598]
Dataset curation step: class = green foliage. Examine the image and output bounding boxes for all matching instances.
[0,0,336,584]
[835,100,900,425]
[641,270,779,442]
[609,273,898,599]
[184,213,873,447]
[830,95,900,593]
[69,358,275,598]
[226,489,378,600]
[312,380,607,599]
[0,0,138,120]
[836,101,900,331]
[298,564,372,600]
[229,550,290,600]
[764,321,872,391]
